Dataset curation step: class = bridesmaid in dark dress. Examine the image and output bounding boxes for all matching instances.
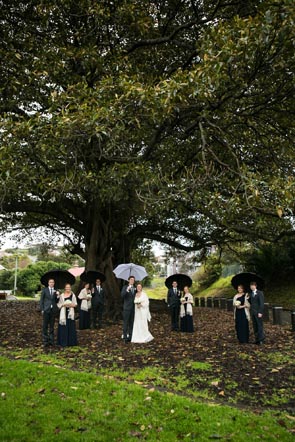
[180,286,194,333]
[233,284,250,344]
[78,282,92,330]
[57,283,78,347]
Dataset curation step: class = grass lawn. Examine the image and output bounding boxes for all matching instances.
[0,356,294,442]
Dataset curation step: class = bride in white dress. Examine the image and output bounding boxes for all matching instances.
[131,284,154,343]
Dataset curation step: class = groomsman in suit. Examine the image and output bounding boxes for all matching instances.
[40,278,59,347]
[249,281,265,345]
[167,281,181,331]
[121,276,136,342]
[91,278,105,328]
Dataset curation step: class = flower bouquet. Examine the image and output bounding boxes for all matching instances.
[64,299,72,306]
[234,300,241,307]
[134,297,142,308]
[180,297,186,303]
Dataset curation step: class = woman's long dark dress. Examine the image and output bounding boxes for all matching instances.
[79,308,91,330]
[235,294,249,343]
[57,295,78,347]
[180,301,194,333]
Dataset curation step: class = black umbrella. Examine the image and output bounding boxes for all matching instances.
[231,272,264,291]
[40,269,76,288]
[165,273,192,291]
[80,270,106,285]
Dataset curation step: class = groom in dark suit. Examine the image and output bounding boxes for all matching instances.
[121,276,136,342]
[40,278,59,347]
[167,280,181,331]
[91,278,105,328]
[249,281,265,345]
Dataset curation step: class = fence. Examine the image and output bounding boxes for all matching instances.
[194,297,295,332]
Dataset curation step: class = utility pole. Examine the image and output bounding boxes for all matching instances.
[13,255,18,295]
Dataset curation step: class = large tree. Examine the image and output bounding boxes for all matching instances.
[0,0,294,314]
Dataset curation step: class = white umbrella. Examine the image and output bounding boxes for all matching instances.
[113,263,148,281]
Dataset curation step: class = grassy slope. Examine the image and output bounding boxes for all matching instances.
[193,276,233,299]
[193,277,295,309]
[145,277,167,300]
[0,356,294,442]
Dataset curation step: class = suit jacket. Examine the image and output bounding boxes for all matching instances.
[91,286,105,306]
[40,287,59,314]
[167,288,181,308]
[121,284,135,311]
[249,289,264,315]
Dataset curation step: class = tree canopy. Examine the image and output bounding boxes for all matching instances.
[0,0,294,311]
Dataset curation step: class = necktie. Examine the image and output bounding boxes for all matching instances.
[50,288,53,296]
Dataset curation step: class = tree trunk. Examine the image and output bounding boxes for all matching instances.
[84,214,123,320]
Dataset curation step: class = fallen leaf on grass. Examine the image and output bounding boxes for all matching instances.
[37,388,45,394]
[129,431,143,438]
[286,415,295,421]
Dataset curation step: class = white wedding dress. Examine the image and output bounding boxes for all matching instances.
[131,292,154,343]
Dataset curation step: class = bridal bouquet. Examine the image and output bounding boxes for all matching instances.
[134,298,142,307]
[234,300,241,307]
[64,299,72,306]
[180,297,186,303]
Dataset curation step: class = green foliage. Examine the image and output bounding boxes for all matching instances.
[194,255,222,289]
[243,240,295,284]
[16,260,70,296]
[0,269,14,290]
[0,0,294,301]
